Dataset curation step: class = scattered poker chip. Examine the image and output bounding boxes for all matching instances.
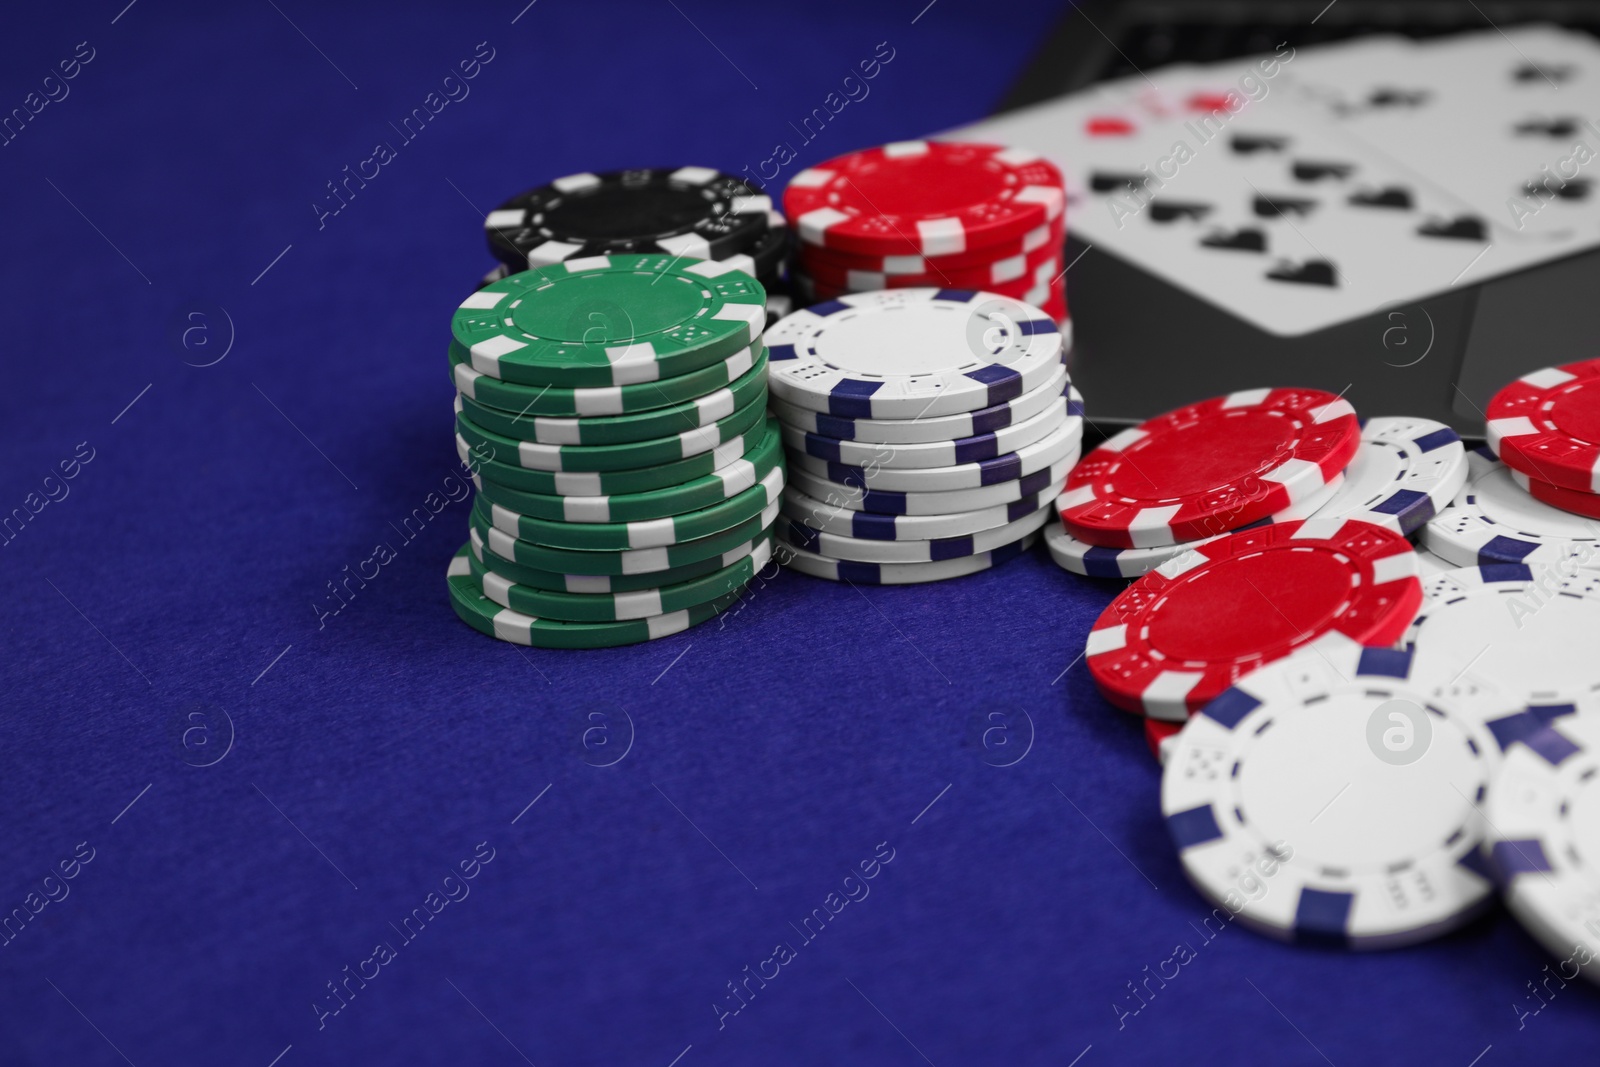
[469,525,768,594]
[452,254,766,388]
[1086,517,1423,721]
[1057,387,1360,549]
[1044,472,1346,580]
[1508,467,1600,518]
[472,420,783,524]
[780,382,1074,469]
[1485,707,1600,985]
[450,340,762,419]
[1162,634,1512,949]
[784,141,1065,256]
[1403,563,1600,710]
[1420,447,1600,570]
[473,498,780,576]
[485,168,771,269]
[787,455,1075,517]
[455,351,768,445]
[454,389,766,473]
[796,218,1060,275]
[1486,358,1600,494]
[765,288,1064,419]
[777,530,1038,584]
[457,427,758,497]
[481,465,784,551]
[779,501,1053,564]
[1304,416,1467,535]
[788,414,1082,493]
[781,473,1065,541]
[471,537,773,622]
[447,545,740,648]
[768,362,1069,446]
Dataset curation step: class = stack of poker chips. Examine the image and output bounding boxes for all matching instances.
[782,141,1067,323]
[445,253,783,649]
[478,166,792,327]
[766,288,1079,584]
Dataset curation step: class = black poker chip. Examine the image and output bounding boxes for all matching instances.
[485,167,772,269]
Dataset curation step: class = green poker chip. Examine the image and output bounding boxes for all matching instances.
[470,537,773,622]
[447,545,739,648]
[456,350,768,445]
[473,421,783,523]
[450,338,764,418]
[456,423,765,497]
[454,387,765,473]
[469,525,770,593]
[451,253,766,388]
[472,496,780,575]
[478,464,785,550]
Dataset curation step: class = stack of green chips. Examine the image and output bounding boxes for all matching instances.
[446,253,784,649]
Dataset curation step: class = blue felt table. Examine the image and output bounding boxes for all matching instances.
[3,2,1597,1063]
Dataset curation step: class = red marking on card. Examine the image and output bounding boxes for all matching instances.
[1086,117,1135,136]
[1187,93,1234,114]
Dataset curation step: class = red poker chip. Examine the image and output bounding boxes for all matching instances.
[1086,518,1423,721]
[783,141,1065,257]
[1487,358,1600,494]
[1508,466,1600,518]
[795,216,1065,276]
[797,268,1061,306]
[798,236,1062,291]
[1144,719,1180,764]
[1056,387,1359,548]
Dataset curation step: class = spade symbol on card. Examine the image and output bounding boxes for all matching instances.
[1292,160,1355,182]
[1349,185,1413,210]
[1266,259,1338,287]
[1515,62,1575,84]
[1148,201,1212,223]
[1417,215,1488,241]
[1525,176,1594,201]
[1231,134,1288,155]
[1253,195,1316,218]
[1090,170,1146,193]
[1368,87,1431,109]
[1200,227,1267,253]
[1515,117,1582,138]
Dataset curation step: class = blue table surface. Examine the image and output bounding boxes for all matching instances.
[3,2,1597,1063]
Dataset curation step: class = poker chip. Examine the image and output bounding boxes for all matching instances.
[1057,388,1360,549]
[778,501,1052,564]
[1045,472,1347,580]
[1303,416,1467,535]
[1144,719,1180,765]
[768,361,1069,446]
[787,455,1075,517]
[485,168,771,269]
[787,415,1082,493]
[784,141,1064,256]
[472,421,783,524]
[447,545,741,648]
[1485,708,1600,985]
[782,474,1065,542]
[481,465,784,551]
[765,288,1064,419]
[796,218,1059,275]
[1420,447,1600,570]
[1487,358,1600,494]
[1413,547,1458,577]
[454,389,766,473]
[1085,517,1422,721]
[776,530,1039,585]
[458,429,758,497]
[798,237,1062,292]
[450,340,762,419]
[1508,467,1600,518]
[470,525,768,594]
[1162,634,1512,949]
[452,254,766,388]
[1403,563,1600,710]
[471,536,774,622]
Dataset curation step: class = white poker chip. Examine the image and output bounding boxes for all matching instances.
[1421,447,1600,571]
[1486,705,1600,986]
[1306,416,1466,534]
[763,288,1064,419]
[787,455,1076,517]
[1044,471,1346,579]
[781,473,1066,541]
[1404,563,1600,711]
[1413,547,1458,577]
[779,500,1054,563]
[1162,633,1522,949]
[776,531,1039,584]
[769,361,1070,448]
